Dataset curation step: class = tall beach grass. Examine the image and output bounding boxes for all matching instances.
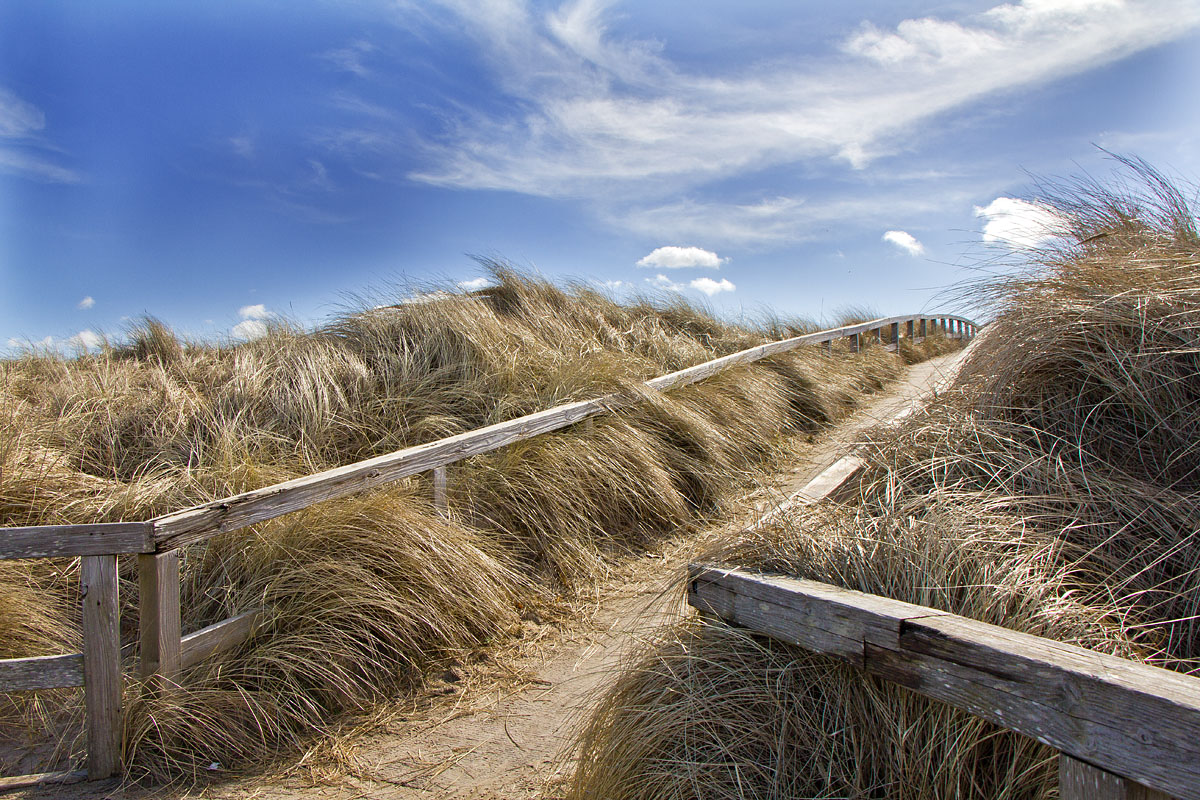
[569,159,1200,799]
[0,267,929,780]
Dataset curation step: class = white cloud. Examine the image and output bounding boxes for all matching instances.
[882,230,925,256]
[0,148,82,184]
[6,338,21,348]
[0,88,80,184]
[319,40,375,77]
[77,296,95,310]
[401,0,1199,206]
[457,277,493,291]
[238,303,271,320]
[232,304,276,339]
[636,245,725,269]
[231,319,269,340]
[646,273,684,292]
[974,197,1063,248]
[68,330,102,350]
[599,279,628,290]
[689,277,735,296]
[0,88,45,138]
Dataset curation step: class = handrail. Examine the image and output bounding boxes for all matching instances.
[689,565,1191,800]
[0,310,977,782]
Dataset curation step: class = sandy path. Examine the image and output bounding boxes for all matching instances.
[15,350,968,800]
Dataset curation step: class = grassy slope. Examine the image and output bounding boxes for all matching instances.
[0,268,934,780]
[568,161,1200,800]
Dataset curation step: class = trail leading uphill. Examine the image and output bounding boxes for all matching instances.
[13,349,970,800]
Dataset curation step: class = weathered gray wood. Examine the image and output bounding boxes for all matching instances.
[689,566,946,657]
[792,455,865,504]
[0,769,88,791]
[0,653,84,691]
[138,551,181,682]
[180,609,263,669]
[906,319,915,338]
[919,318,927,337]
[691,566,1200,800]
[891,322,900,344]
[0,522,152,560]
[1060,757,1174,800]
[81,554,121,780]
[432,466,448,516]
[152,314,975,550]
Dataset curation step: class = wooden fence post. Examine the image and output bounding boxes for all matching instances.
[873,327,881,344]
[138,551,181,684]
[850,332,860,353]
[1060,756,1174,800]
[432,466,448,516]
[81,555,121,780]
[823,339,832,356]
[890,322,899,345]
[906,319,914,339]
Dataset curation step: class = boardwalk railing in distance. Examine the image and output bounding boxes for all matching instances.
[0,312,976,785]
[689,565,1197,800]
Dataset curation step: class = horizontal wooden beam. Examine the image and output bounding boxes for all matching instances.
[688,565,1200,800]
[180,609,263,669]
[0,522,152,560]
[0,653,84,691]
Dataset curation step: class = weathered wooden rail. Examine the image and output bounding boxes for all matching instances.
[689,565,1197,799]
[0,312,975,783]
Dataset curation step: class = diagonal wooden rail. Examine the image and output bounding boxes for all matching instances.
[0,312,976,783]
[688,565,1197,799]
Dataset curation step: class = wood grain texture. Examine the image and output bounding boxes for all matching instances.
[180,609,263,669]
[689,566,1200,800]
[0,522,152,560]
[138,551,181,681]
[0,653,84,691]
[81,555,121,780]
[1060,757,1174,799]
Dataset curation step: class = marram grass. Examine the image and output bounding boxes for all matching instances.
[0,267,938,780]
[568,159,1200,800]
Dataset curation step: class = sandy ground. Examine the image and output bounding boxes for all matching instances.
[8,350,969,800]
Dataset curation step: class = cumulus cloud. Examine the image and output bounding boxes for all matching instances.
[5,338,20,349]
[689,277,735,296]
[69,330,102,350]
[644,274,735,296]
[646,273,684,292]
[457,277,493,291]
[974,197,1063,248]
[232,303,276,340]
[77,296,95,310]
[231,320,268,339]
[636,245,725,269]
[882,230,925,256]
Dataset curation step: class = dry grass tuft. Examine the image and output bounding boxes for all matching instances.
[569,158,1200,799]
[0,265,933,779]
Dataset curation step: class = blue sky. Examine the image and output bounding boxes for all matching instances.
[3,0,1199,351]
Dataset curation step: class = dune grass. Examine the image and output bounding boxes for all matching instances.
[568,159,1200,799]
[0,267,935,781]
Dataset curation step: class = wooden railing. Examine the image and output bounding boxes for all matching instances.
[0,312,976,783]
[688,566,1198,799]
